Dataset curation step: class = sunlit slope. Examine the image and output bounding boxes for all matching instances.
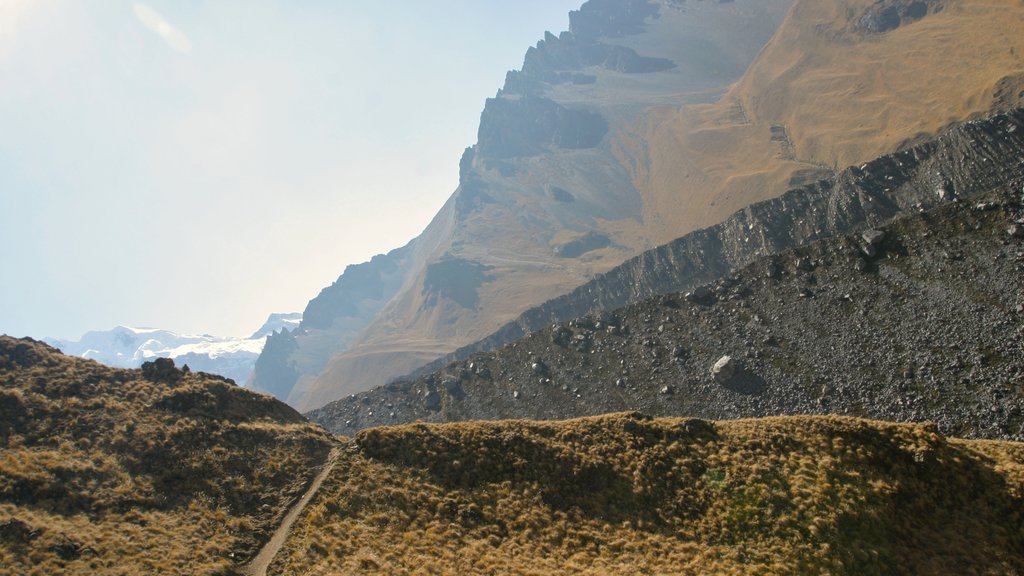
[621,0,1024,246]
[272,413,1024,575]
[0,337,336,575]
[286,0,794,410]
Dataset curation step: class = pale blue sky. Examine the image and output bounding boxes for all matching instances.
[0,0,582,340]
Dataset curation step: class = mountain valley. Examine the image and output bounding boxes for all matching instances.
[5,0,1024,573]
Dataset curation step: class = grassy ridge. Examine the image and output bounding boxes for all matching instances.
[275,413,1024,575]
[0,336,336,575]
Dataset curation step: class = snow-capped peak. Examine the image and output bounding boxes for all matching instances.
[45,313,301,386]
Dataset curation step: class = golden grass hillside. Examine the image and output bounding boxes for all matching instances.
[618,0,1024,246]
[272,412,1024,575]
[0,336,337,575]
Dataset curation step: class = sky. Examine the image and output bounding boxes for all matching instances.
[0,0,583,340]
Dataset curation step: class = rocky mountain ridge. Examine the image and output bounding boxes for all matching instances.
[254,0,796,410]
[256,0,1024,412]
[308,108,1024,440]
[410,108,1024,377]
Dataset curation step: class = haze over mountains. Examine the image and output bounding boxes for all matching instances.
[255,0,1024,412]
[4,1,1024,573]
[46,313,300,386]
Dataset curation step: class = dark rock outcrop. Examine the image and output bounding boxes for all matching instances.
[568,0,660,38]
[423,257,494,310]
[856,0,938,33]
[476,95,609,159]
[552,231,612,258]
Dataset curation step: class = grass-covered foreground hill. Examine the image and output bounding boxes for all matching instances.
[0,336,336,575]
[272,413,1024,575]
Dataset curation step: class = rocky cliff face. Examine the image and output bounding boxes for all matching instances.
[252,245,412,400]
[412,108,1024,376]
[256,0,795,410]
[308,108,1024,441]
[261,0,1024,411]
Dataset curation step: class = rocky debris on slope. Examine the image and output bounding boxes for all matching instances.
[409,108,1024,380]
[309,181,1024,441]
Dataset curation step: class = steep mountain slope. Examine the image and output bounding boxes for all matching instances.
[254,0,796,410]
[47,313,300,387]
[307,108,1024,440]
[271,414,1024,575]
[410,106,1024,375]
[258,0,1024,412]
[0,337,335,575]
[620,0,1024,244]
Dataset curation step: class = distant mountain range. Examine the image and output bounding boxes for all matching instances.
[45,312,300,385]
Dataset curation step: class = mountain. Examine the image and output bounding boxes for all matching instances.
[255,0,1024,412]
[270,413,1024,574]
[253,0,796,410]
[0,336,335,574]
[46,313,301,386]
[5,338,1022,573]
[307,107,1024,440]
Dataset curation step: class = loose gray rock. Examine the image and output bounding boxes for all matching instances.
[686,286,715,305]
[423,390,441,411]
[863,229,886,246]
[712,355,737,384]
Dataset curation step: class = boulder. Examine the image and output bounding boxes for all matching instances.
[423,390,441,411]
[711,355,737,384]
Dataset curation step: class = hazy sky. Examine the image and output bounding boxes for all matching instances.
[0,0,582,340]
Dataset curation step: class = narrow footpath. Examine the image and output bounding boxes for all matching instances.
[243,447,341,576]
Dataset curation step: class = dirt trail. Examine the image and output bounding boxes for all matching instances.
[243,447,341,576]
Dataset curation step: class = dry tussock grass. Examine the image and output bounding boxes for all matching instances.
[0,337,336,575]
[621,0,1024,246]
[274,412,1024,575]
